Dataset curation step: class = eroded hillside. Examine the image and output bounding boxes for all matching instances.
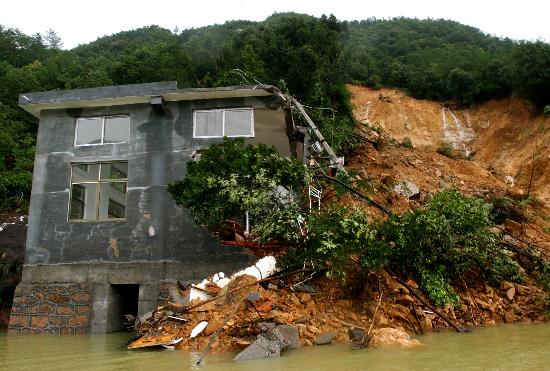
[347,85,550,205]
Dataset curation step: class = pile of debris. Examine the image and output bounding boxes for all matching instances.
[126,256,421,362]
[126,253,549,362]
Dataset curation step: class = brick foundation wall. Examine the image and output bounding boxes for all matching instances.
[8,282,92,334]
[158,280,176,303]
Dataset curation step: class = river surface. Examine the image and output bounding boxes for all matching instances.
[1,324,549,370]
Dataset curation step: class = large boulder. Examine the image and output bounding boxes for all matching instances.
[394,181,420,199]
[314,332,337,345]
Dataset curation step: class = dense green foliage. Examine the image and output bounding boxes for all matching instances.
[1,15,550,212]
[284,190,523,306]
[382,191,523,305]
[344,18,520,106]
[512,41,550,109]
[167,138,310,228]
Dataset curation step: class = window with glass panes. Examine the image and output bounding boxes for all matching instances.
[75,115,130,146]
[69,162,128,221]
[193,108,253,138]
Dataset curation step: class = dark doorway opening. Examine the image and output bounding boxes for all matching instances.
[107,284,139,332]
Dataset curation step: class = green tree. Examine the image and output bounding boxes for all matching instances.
[447,68,477,106]
[513,41,550,109]
[167,138,310,228]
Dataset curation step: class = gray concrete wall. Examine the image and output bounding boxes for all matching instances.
[26,95,287,266]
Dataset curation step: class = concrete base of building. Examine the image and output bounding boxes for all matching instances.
[8,259,251,333]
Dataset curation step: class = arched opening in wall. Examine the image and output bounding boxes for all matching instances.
[107,284,139,332]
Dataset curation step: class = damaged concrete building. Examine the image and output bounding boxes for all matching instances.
[9,81,303,334]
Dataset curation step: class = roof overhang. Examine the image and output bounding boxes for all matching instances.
[19,82,278,118]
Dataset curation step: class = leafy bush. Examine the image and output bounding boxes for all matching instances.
[169,139,524,307]
[167,138,310,228]
[401,137,413,149]
[418,267,460,306]
[252,203,304,245]
[382,190,523,304]
[282,206,391,277]
[437,144,454,158]
[282,190,524,305]
[0,171,32,212]
[489,195,530,224]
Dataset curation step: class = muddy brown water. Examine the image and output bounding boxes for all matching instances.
[1,324,549,370]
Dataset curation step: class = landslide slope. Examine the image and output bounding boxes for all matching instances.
[347,85,550,205]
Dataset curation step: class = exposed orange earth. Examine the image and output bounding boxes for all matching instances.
[347,84,550,205]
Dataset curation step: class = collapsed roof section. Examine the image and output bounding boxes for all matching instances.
[18,81,278,118]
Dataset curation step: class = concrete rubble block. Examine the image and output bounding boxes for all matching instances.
[394,181,420,199]
[234,333,283,361]
[271,325,300,350]
[234,325,299,362]
[313,331,337,345]
[257,322,277,332]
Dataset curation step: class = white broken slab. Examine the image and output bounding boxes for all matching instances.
[190,321,208,338]
[187,256,278,302]
[231,256,278,281]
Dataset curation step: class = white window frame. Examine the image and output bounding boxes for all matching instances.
[192,108,254,138]
[74,115,130,146]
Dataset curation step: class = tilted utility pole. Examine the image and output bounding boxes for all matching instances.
[275,90,346,174]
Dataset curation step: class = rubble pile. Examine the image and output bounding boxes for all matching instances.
[452,281,547,326]
[126,256,547,360]
[364,271,548,337]
[127,257,364,357]
[127,257,423,358]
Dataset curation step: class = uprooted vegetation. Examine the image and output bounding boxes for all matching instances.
[158,139,550,350]
[290,190,525,307]
[170,151,529,307]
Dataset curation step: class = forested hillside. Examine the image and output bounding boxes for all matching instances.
[1,13,550,212]
[345,18,550,107]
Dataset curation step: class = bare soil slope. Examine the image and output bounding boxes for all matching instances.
[347,85,550,204]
